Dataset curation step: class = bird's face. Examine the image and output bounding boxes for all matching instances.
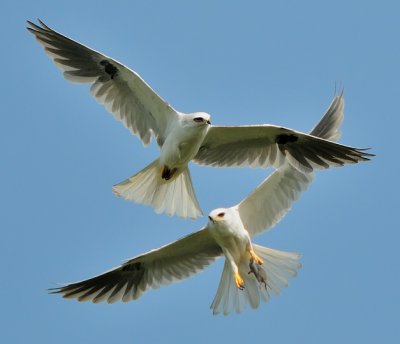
[185,112,211,127]
[208,208,242,231]
[208,207,246,240]
[208,208,228,225]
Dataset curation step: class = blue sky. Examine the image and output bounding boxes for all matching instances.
[2,1,398,343]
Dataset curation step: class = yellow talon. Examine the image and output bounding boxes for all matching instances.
[234,272,245,290]
[250,250,264,265]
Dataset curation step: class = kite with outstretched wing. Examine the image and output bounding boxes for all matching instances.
[51,95,350,314]
[27,20,372,219]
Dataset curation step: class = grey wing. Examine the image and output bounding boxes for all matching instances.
[237,94,347,237]
[50,228,222,303]
[27,19,178,146]
[309,93,344,141]
[194,97,372,173]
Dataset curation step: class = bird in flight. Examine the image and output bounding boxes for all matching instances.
[27,19,373,219]
[50,95,350,314]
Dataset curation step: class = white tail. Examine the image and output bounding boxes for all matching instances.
[210,244,301,315]
[112,159,202,219]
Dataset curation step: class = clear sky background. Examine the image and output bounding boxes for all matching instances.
[2,1,398,343]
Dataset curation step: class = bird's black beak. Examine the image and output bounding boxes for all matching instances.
[206,120,211,125]
[208,215,214,223]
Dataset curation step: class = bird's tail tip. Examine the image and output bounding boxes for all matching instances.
[113,160,202,219]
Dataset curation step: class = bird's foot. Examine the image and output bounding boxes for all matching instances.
[234,272,245,290]
[250,250,263,265]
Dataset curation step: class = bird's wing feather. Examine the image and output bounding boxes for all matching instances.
[309,93,344,141]
[237,94,347,237]
[194,95,372,173]
[50,228,222,303]
[237,167,314,237]
[27,19,178,146]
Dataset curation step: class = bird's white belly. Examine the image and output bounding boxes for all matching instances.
[160,125,207,167]
[210,225,250,263]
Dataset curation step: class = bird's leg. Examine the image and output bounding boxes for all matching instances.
[234,271,245,290]
[161,165,177,180]
[249,249,264,265]
[245,240,263,265]
[224,249,245,290]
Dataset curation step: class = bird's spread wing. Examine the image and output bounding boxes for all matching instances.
[237,167,314,237]
[194,97,372,173]
[50,228,222,303]
[237,94,347,237]
[27,19,178,146]
[309,93,344,142]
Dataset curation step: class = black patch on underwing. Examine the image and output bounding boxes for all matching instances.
[100,59,118,79]
[122,262,143,272]
[276,134,298,145]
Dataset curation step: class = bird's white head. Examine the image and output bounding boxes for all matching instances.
[208,207,244,236]
[184,112,211,127]
[208,207,227,225]
[208,207,241,227]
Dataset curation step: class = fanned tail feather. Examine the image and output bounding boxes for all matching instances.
[210,244,301,315]
[112,159,202,219]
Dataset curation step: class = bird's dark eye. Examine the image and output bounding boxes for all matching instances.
[193,117,204,123]
[217,212,225,218]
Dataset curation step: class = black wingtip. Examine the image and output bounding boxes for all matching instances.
[26,19,35,31]
[26,19,51,33]
[38,18,51,30]
[357,148,375,157]
[48,282,69,295]
[26,19,41,32]
[48,287,62,295]
[347,146,375,158]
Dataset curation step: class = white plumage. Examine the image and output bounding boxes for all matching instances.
[50,95,344,314]
[28,20,373,219]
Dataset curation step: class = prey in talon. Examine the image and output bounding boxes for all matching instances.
[248,258,268,289]
[43,73,372,314]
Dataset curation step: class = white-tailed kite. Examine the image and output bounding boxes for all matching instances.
[27,20,373,219]
[50,95,349,314]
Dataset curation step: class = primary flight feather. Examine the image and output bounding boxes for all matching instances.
[50,95,349,314]
[27,19,373,219]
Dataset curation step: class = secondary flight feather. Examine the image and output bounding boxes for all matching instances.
[27,19,373,219]
[51,96,348,314]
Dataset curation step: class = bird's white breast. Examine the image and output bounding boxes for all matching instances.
[160,118,209,167]
[208,208,250,262]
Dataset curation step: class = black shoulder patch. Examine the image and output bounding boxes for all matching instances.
[276,134,298,145]
[100,59,118,79]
